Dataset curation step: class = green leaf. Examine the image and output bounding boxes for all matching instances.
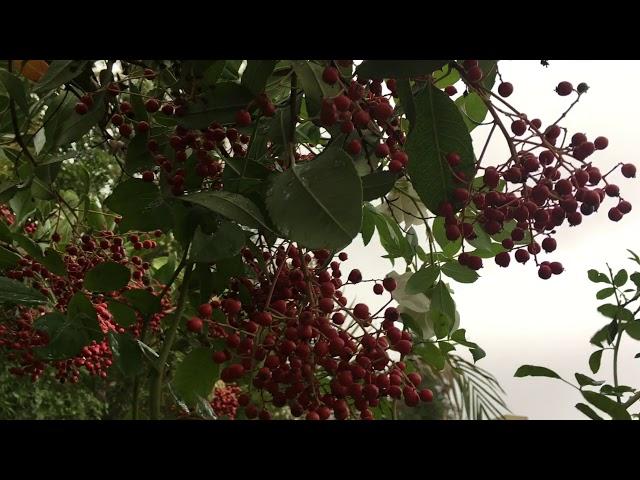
[415,343,446,370]
[406,265,440,294]
[53,93,106,148]
[173,348,220,405]
[575,403,604,420]
[361,205,375,246]
[42,248,66,276]
[108,332,144,377]
[581,390,631,420]
[441,261,479,284]
[83,262,131,292]
[396,79,416,131]
[514,365,562,380]
[242,60,277,95]
[0,276,48,305]
[67,291,102,341]
[432,216,461,257]
[266,147,362,250]
[34,312,87,360]
[356,60,449,79]
[12,233,43,260]
[122,289,161,319]
[588,269,609,283]
[107,300,138,328]
[124,133,154,174]
[596,287,616,300]
[33,60,88,93]
[630,272,640,290]
[600,384,635,396]
[430,281,456,337]
[625,321,640,340]
[179,82,255,129]
[292,61,341,117]
[597,304,633,321]
[190,222,245,263]
[0,246,21,268]
[182,190,269,231]
[575,373,605,387]
[406,83,475,214]
[589,350,603,374]
[614,269,628,287]
[104,179,171,233]
[361,171,398,201]
[0,70,29,114]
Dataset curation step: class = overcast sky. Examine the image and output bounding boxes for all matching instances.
[345,60,640,420]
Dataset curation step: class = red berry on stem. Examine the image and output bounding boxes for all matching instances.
[555,81,573,96]
[498,82,514,97]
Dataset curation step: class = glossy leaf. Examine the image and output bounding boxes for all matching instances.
[0,276,48,305]
[361,171,398,201]
[182,190,269,231]
[84,262,131,292]
[356,60,449,79]
[173,348,220,405]
[514,365,561,380]
[266,147,362,250]
[406,83,475,214]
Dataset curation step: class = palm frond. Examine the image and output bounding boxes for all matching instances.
[430,354,511,420]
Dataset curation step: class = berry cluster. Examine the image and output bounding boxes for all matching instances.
[185,243,433,420]
[0,228,173,382]
[210,382,241,419]
[435,64,636,279]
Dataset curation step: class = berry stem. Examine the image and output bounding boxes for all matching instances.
[150,260,194,420]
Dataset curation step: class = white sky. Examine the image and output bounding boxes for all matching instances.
[345,60,640,419]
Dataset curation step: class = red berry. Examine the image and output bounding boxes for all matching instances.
[444,85,457,96]
[136,121,150,134]
[373,102,394,122]
[348,269,362,283]
[608,207,623,222]
[74,102,88,114]
[541,237,557,252]
[594,136,609,150]
[446,152,461,167]
[353,303,370,320]
[550,262,564,275]
[605,184,620,197]
[419,388,434,402]
[555,81,573,96]
[467,66,483,83]
[622,163,636,178]
[235,110,252,127]
[198,303,213,318]
[142,170,154,182]
[353,110,371,128]
[334,95,351,112]
[145,98,160,113]
[515,249,530,264]
[498,82,514,97]
[618,201,632,214]
[119,124,133,138]
[511,119,527,136]
[495,252,510,268]
[538,265,552,279]
[446,224,461,241]
[186,317,203,332]
[347,139,362,155]
[375,143,390,158]
[319,297,334,313]
[389,160,403,172]
[322,66,339,85]
[466,255,483,270]
[383,277,397,292]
